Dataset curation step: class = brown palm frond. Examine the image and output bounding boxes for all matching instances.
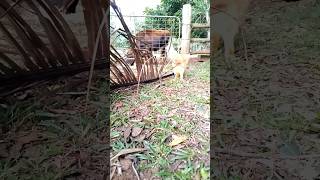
[0,0,107,96]
[110,0,172,90]
[110,45,137,85]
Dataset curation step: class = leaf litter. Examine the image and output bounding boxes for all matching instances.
[110,59,210,179]
[212,0,320,179]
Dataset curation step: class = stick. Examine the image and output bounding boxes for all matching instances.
[85,7,110,111]
[213,148,320,160]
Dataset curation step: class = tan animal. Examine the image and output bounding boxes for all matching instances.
[166,44,190,80]
[173,57,189,80]
[125,29,171,65]
[212,0,250,61]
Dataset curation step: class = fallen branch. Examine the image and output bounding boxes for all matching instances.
[132,162,140,180]
[111,72,174,90]
[213,148,320,160]
[110,148,146,161]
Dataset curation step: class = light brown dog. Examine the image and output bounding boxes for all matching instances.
[212,0,250,61]
[172,54,189,80]
[166,44,190,80]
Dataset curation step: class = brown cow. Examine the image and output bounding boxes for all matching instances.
[125,29,171,65]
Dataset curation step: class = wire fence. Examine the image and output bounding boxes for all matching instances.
[110,14,181,58]
[190,11,210,54]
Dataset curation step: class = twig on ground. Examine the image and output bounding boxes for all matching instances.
[110,148,147,161]
[56,92,86,95]
[85,7,110,112]
[110,166,117,180]
[132,162,141,180]
[213,148,320,160]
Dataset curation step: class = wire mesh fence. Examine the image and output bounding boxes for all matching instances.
[110,14,181,58]
[190,11,210,54]
[110,14,181,86]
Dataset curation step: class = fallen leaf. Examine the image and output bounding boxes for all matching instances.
[114,101,124,110]
[134,134,146,142]
[169,135,188,147]
[131,127,143,137]
[123,127,132,141]
[9,131,44,160]
[53,156,62,169]
[145,129,156,139]
[140,108,150,117]
[119,158,132,171]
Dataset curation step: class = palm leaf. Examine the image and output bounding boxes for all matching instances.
[110,0,172,90]
[0,0,107,96]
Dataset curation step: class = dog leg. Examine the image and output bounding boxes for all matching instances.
[175,73,179,80]
[180,73,184,81]
[222,32,236,69]
[212,32,221,55]
[179,68,185,81]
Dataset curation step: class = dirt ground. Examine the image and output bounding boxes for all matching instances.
[1,0,320,179]
[110,59,210,179]
[212,0,320,179]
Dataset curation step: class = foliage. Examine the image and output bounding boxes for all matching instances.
[143,0,209,38]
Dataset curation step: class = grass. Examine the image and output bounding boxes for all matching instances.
[0,78,111,179]
[110,60,210,179]
[211,0,320,179]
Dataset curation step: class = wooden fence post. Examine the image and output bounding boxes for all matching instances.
[181,4,191,55]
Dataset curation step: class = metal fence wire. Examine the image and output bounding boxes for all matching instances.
[110,14,181,58]
[190,11,210,54]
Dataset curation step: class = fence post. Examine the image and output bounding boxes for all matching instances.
[181,4,191,54]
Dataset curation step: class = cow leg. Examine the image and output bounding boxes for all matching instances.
[159,46,166,64]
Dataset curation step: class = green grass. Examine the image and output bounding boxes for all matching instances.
[190,60,210,82]
[110,59,210,179]
[0,86,112,179]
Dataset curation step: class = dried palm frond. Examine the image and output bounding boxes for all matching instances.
[0,0,108,96]
[110,0,173,90]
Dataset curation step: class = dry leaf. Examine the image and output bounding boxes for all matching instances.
[140,108,150,117]
[123,127,132,140]
[119,158,132,171]
[9,131,44,160]
[114,101,123,110]
[131,127,143,137]
[169,135,188,147]
[134,134,146,142]
[145,129,156,139]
